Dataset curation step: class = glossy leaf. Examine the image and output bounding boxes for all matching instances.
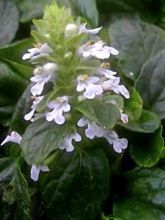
[0,0,19,46]
[76,99,120,129]
[136,50,165,119]
[70,0,99,26]
[14,165,31,220]
[41,147,109,219]
[113,168,165,220]
[130,128,164,167]
[21,118,69,164]
[109,16,165,80]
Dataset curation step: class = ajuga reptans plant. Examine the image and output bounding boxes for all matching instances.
[1,2,130,182]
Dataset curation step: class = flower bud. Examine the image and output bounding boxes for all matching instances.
[65,23,78,37]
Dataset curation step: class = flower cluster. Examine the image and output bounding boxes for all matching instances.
[1,20,130,181]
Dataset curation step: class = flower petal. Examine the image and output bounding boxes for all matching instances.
[1,131,22,146]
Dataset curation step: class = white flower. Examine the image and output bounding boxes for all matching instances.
[1,131,22,146]
[59,131,81,152]
[79,23,102,34]
[30,62,58,96]
[104,130,128,153]
[65,23,102,38]
[76,74,103,99]
[24,96,44,121]
[22,43,52,61]
[77,117,104,139]
[30,164,49,181]
[97,68,117,79]
[46,96,71,125]
[120,110,128,124]
[79,41,119,59]
[102,77,130,99]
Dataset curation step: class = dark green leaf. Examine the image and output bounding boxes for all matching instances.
[125,88,143,121]
[0,62,27,107]
[11,86,32,133]
[21,118,69,164]
[136,50,165,119]
[41,147,109,220]
[0,39,33,63]
[0,0,19,46]
[70,0,99,26]
[130,128,164,167]
[14,165,31,220]
[0,158,16,184]
[120,110,160,133]
[109,16,165,80]
[76,99,120,129]
[113,168,165,220]
[15,0,52,22]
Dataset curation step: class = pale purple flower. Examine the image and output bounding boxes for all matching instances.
[77,117,104,139]
[30,164,49,181]
[79,23,102,34]
[30,62,58,96]
[102,77,130,99]
[46,96,71,125]
[59,131,81,152]
[65,23,102,38]
[120,110,128,124]
[22,43,52,61]
[76,74,103,99]
[104,130,128,153]
[79,41,119,59]
[1,131,22,146]
[97,68,117,79]
[24,96,44,121]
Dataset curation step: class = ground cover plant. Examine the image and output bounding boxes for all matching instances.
[0,0,165,219]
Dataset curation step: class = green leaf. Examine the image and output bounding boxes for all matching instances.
[0,62,27,107]
[0,158,16,184]
[10,86,31,133]
[0,39,33,63]
[125,88,143,121]
[14,165,31,220]
[120,110,160,133]
[136,50,165,119]
[41,147,109,219]
[15,0,52,22]
[113,167,165,220]
[76,99,120,129]
[109,16,165,80]
[21,118,69,164]
[0,0,19,46]
[70,0,99,26]
[130,128,164,167]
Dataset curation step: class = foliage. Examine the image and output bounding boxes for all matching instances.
[0,0,165,219]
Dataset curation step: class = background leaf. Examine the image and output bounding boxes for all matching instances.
[109,16,165,80]
[113,168,165,220]
[136,50,165,119]
[130,128,164,167]
[70,0,99,26]
[41,147,109,220]
[14,0,52,23]
[0,0,19,46]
